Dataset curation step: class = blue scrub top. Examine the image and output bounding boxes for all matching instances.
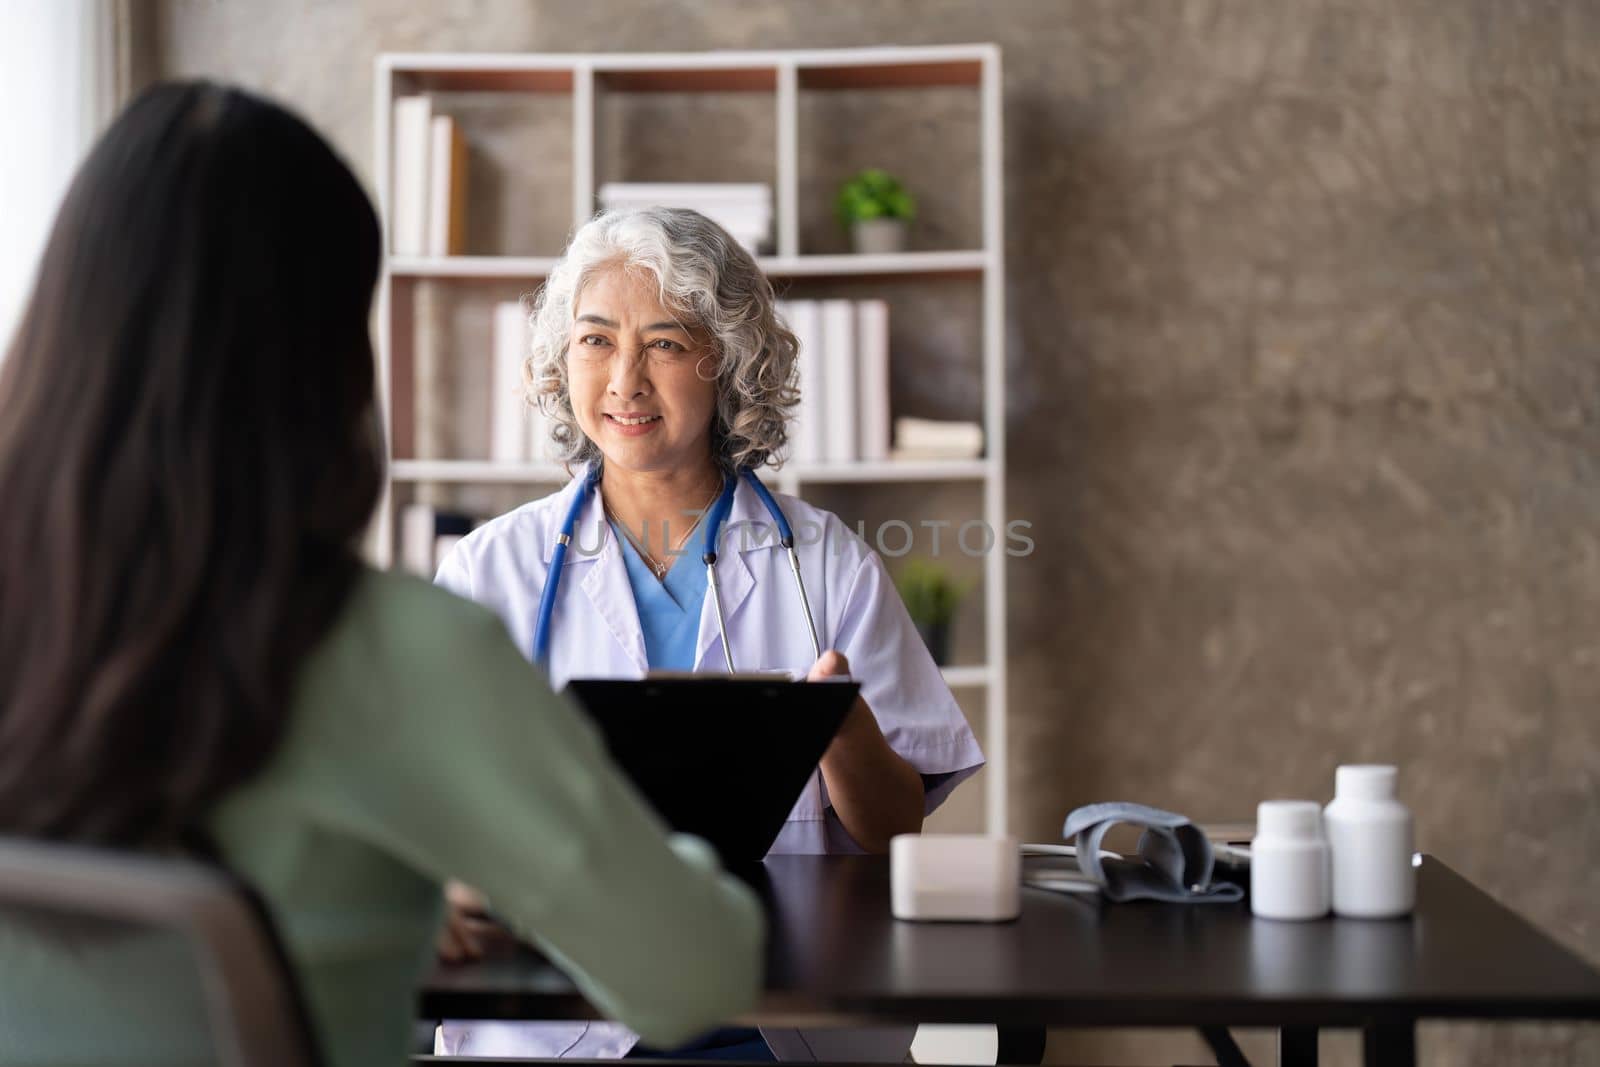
[611,523,709,671]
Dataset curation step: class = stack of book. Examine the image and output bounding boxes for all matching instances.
[391,96,468,257]
[399,506,475,579]
[891,417,984,460]
[491,302,556,465]
[774,299,985,466]
[775,299,892,465]
[598,183,771,254]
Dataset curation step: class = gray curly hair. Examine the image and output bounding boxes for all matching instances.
[523,206,799,472]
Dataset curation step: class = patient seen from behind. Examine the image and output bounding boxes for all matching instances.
[0,81,763,1067]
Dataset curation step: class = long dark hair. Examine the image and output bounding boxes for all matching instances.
[0,82,383,846]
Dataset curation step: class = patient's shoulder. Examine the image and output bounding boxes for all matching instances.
[305,567,522,704]
[342,566,510,651]
[280,567,535,759]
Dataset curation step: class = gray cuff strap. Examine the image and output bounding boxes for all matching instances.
[1061,801,1243,904]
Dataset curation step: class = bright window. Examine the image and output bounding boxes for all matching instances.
[0,0,127,356]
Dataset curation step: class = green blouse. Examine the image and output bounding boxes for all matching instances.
[202,568,764,1067]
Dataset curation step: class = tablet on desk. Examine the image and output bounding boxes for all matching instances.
[564,676,859,865]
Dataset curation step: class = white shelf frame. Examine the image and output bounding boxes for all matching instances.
[939,665,991,689]
[375,44,1007,835]
[380,43,992,85]
[387,250,990,279]
[392,458,993,486]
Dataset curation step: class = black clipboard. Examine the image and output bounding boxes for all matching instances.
[564,676,859,864]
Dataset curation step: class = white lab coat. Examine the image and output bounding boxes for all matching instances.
[431,473,985,1058]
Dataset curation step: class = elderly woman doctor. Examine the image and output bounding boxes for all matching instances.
[433,207,984,1058]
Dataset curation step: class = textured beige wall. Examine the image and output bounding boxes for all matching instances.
[146,2,1599,1063]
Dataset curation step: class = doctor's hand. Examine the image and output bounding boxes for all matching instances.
[436,880,514,964]
[806,649,852,681]
[808,650,925,853]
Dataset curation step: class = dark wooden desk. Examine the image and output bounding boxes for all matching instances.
[419,855,1600,1066]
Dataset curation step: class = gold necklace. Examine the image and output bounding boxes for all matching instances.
[607,482,722,580]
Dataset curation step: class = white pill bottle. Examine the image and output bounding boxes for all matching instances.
[1323,764,1415,918]
[1250,800,1330,921]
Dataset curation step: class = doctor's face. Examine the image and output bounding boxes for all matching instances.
[566,267,719,476]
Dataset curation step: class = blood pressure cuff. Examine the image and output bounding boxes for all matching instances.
[1061,802,1244,904]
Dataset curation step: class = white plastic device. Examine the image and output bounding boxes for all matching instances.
[890,834,1021,922]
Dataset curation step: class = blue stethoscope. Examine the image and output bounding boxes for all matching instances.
[533,463,821,672]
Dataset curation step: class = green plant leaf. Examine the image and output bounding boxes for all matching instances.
[835,168,918,230]
[894,560,969,625]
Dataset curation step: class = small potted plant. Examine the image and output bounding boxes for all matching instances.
[835,168,916,254]
[895,560,968,666]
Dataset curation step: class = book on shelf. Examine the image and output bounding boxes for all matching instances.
[892,416,984,460]
[598,182,771,254]
[599,182,769,202]
[525,382,554,464]
[399,505,475,579]
[390,95,469,257]
[776,298,897,468]
[526,404,553,464]
[433,533,466,568]
[819,300,857,464]
[391,95,432,256]
[779,299,824,465]
[492,302,538,464]
[426,114,468,256]
[855,299,891,463]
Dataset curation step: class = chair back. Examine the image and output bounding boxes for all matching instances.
[0,836,320,1067]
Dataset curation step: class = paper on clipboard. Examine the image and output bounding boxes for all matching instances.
[644,669,800,681]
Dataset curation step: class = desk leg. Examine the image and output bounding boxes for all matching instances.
[1363,1023,1415,1067]
[1279,1026,1317,1067]
[1198,1027,1251,1067]
[993,1025,1046,1065]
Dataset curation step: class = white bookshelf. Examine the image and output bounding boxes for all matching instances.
[375,44,1008,835]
